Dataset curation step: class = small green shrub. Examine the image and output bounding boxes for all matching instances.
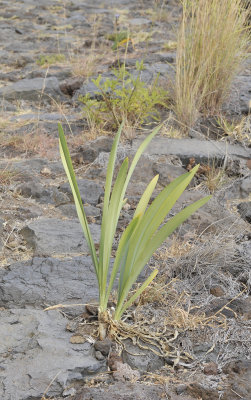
[80,61,168,131]
[58,122,211,338]
[106,31,130,50]
[36,54,66,66]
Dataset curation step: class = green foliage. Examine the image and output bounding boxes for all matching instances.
[36,54,65,66]
[58,123,211,323]
[106,31,130,50]
[79,61,168,130]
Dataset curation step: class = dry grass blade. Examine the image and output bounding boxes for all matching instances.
[174,0,250,128]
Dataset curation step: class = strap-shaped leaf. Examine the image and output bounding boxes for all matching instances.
[116,195,211,313]
[120,166,199,294]
[120,124,162,203]
[58,123,99,277]
[115,269,158,320]
[134,175,159,218]
[99,158,129,307]
[99,123,124,291]
[104,214,141,305]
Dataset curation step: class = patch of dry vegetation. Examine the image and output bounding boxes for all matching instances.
[174,0,250,128]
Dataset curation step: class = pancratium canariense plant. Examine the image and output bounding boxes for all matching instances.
[58,123,211,339]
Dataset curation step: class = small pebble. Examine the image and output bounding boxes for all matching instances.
[204,362,218,375]
[40,167,52,176]
[210,285,225,297]
[63,387,76,397]
[176,384,187,394]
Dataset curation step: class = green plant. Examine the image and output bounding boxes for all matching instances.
[58,122,211,338]
[106,31,131,50]
[174,0,250,128]
[36,54,66,66]
[80,61,168,131]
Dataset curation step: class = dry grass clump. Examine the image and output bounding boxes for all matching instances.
[0,132,58,159]
[0,167,18,186]
[217,115,251,145]
[174,0,250,128]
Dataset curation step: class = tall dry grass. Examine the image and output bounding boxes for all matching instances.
[174,0,250,128]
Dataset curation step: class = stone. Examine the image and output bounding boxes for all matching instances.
[224,75,251,115]
[237,202,251,223]
[129,18,151,26]
[95,351,105,361]
[218,176,251,206]
[73,136,114,164]
[240,176,251,198]
[0,77,65,102]
[122,340,165,373]
[132,136,250,166]
[15,181,70,206]
[222,361,251,400]
[113,361,141,381]
[0,158,64,177]
[94,338,112,356]
[0,309,105,400]
[187,382,219,400]
[20,218,100,256]
[59,179,104,206]
[0,256,99,310]
[203,362,218,375]
[59,204,101,219]
[210,286,225,297]
[63,387,77,397]
[153,159,187,186]
[176,384,188,394]
[73,381,164,400]
[60,76,85,96]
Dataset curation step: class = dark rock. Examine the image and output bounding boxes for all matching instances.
[77,136,114,163]
[15,182,70,206]
[176,384,188,395]
[20,218,100,255]
[74,381,164,400]
[59,204,101,219]
[153,158,187,186]
[0,99,17,111]
[130,154,155,183]
[225,75,251,115]
[94,338,112,356]
[0,77,65,102]
[222,361,251,400]
[59,179,104,206]
[0,256,98,310]
[132,136,250,166]
[210,285,225,297]
[240,176,251,198]
[187,382,219,400]
[0,158,64,177]
[60,77,85,96]
[0,309,105,400]
[237,202,251,223]
[112,362,141,381]
[122,340,165,373]
[204,297,251,319]
[95,351,105,361]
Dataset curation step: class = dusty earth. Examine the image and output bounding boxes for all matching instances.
[0,0,251,399]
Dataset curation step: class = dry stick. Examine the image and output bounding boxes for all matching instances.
[41,370,62,400]
[44,302,98,311]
